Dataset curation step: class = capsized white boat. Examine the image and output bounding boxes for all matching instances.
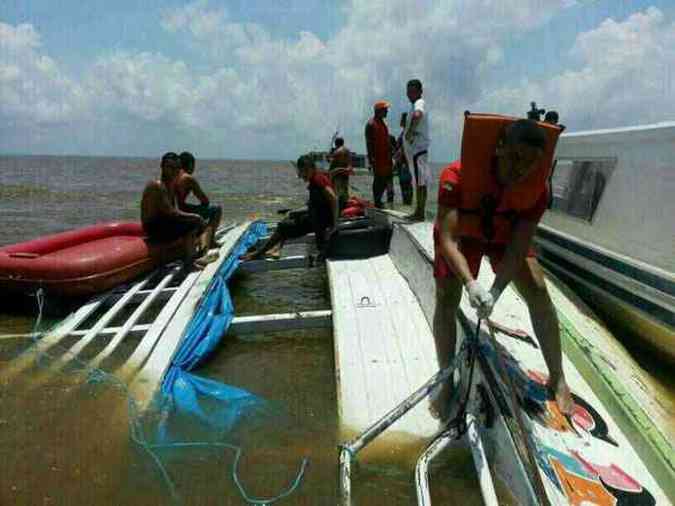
[535,122,675,361]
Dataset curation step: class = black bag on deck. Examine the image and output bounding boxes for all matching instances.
[325,225,392,260]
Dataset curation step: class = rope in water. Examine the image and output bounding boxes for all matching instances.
[25,288,308,505]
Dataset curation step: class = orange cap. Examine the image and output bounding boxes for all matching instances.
[374,100,390,110]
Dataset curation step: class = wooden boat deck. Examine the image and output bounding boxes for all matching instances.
[327,254,441,440]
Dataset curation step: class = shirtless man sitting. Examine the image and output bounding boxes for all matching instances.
[175,151,223,249]
[141,152,211,269]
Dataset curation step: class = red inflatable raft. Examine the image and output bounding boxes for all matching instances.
[0,222,185,297]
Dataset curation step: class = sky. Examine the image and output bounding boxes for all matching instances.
[1,0,674,161]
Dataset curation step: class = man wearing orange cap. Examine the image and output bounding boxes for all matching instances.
[365,100,394,209]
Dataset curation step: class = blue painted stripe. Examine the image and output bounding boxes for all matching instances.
[538,249,674,328]
[536,227,675,298]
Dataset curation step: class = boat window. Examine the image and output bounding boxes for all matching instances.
[550,157,616,222]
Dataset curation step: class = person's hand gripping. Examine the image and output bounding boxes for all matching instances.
[465,280,499,319]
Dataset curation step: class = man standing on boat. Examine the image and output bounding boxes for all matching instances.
[328,137,353,211]
[432,116,573,419]
[240,154,338,261]
[175,151,223,249]
[141,152,210,269]
[365,100,394,209]
[403,79,430,221]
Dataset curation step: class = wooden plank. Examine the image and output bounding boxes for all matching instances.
[0,297,106,382]
[128,223,250,409]
[115,270,200,381]
[255,234,315,245]
[130,286,177,304]
[87,269,178,369]
[327,260,373,428]
[236,255,310,273]
[365,255,439,435]
[25,279,151,390]
[70,324,151,337]
[229,310,332,334]
[328,254,439,439]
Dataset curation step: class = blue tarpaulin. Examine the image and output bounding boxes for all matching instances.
[157,221,268,438]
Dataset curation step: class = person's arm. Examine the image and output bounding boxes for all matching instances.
[323,185,338,228]
[490,218,538,295]
[405,110,423,144]
[187,176,210,206]
[156,185,206,226]
[364,121,375,169]
[436,204,474,286]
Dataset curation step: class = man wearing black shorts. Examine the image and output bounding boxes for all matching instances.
[141,152,211,267]
[240,154,337,261]
[175,151,223,248]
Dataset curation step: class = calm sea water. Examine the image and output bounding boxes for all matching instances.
[0,155,482,505]
[0,155,671,505]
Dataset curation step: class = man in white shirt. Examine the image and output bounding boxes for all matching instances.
[403,79,430,221]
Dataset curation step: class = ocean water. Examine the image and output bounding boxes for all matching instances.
[0,155,485,505]
[0,155,671,505]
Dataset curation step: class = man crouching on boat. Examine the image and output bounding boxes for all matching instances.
[432,116,574,419]
[141,152,211,269]
[240,154,338,262]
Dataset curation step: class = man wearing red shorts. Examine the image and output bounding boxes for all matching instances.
[432,118,572,420]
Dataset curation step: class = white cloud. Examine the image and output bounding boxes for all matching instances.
[150,0,569,155]
[471,7,675,132]
[1,3,673,158]
[0,22,88,126]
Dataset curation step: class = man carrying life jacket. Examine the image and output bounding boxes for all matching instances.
[432,114,573,419]
[365,100,394,209]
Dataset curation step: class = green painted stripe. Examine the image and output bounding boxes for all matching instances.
[557,312,675,502]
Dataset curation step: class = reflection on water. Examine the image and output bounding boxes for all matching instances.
[0,155,672,504]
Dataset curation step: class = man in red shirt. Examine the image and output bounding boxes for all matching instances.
[432,119,573,420]
[365,100,393,209]
[240,155,337,261]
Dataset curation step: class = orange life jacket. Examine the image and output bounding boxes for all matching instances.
[457,113,562,243]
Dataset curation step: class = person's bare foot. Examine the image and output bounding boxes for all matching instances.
[550,377,574,416]
[405,213,425,222]
[195,251,219,268]
[429,382,456,422]
[180,259,204,273]
[265,245,282,259]
[239,250,261,262]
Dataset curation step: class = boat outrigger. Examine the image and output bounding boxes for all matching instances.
[3,211,673,504]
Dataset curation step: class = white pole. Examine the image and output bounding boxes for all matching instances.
[466,411,500,505]
[415,428,461,505]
